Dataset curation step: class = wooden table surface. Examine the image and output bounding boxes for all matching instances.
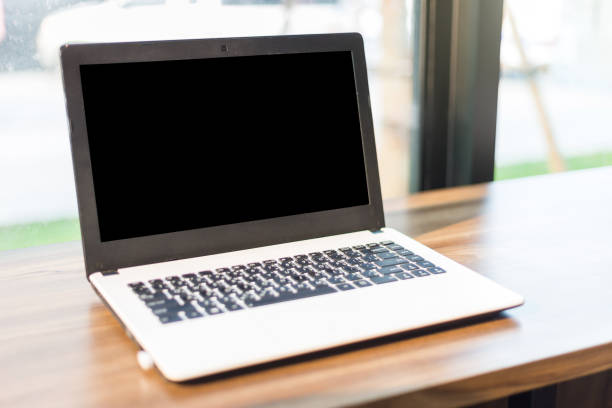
[2,168,612,408]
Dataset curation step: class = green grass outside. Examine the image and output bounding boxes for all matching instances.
[0,218,80,251]
[494,150,612,180]
[1,150,611,252]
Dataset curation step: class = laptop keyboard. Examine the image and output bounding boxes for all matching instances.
[127,241,446,324]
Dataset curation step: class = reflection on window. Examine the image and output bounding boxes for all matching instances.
[0,0,414,251]
[496,0,612,180]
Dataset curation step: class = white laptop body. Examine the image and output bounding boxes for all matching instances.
[61,33,523,381]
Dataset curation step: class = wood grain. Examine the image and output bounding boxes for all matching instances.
[556,370,612,408]
[2,167,612,407]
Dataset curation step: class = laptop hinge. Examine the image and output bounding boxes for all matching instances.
[100,269,119,276]
[370,228,384,234]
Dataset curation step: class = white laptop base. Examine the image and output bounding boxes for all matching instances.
[90,227,523,381]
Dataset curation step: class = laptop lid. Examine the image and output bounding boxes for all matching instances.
[60,33,384,277]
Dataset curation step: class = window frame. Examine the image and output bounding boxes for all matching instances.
[411,0,504,191]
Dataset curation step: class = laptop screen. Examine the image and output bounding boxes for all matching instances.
[80,51,369,242]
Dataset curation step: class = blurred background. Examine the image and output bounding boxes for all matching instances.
[1,0,611,251]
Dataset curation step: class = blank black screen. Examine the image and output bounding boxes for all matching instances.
[80,51,369,242]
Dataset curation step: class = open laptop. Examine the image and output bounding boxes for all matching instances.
[60,33,523,381]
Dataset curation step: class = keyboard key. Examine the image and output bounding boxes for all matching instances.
[151,307,174,316]
[360,263,377,270]
[138,293,157,301]
[248,284,337,307]
[145,280,162,289]
[337,283,355,291]
[353,279,372,288]
[325,268,344,276]
[380,241,395,246]
[328,276,345,285]
[200,303,224,315]
[296,282,314,291]
[346,257,362,265]
[276,285,292,295]
[395,272,414,280]
[388,245,405,251]
[416,260,435,268]
[428,267,446,274]
[198,286,213,297]
[412,269,431,277]
[144,299,167,309]
[375,257,409,267]
[379,266,403,275]
[159,313,182,324]
[362,269,381,278]
[264,265,281,273]
[370,275,398,285]
[313,279,332,287]
[225,303,243,311]
[256,290,280,305]
[179,291,195,301]
[407,255,425,262]
[216,295,236,304]
[400,263,419,271]
[148,297,177,307]
[377,252,397,259]
[184,307,203,319]
[133,285,151,294]
[372,247,390,254]
[272,274,290,285]
[346,273,363,281]
[342,266,359,274]
[397,250,414,256]
[290,273,308,282]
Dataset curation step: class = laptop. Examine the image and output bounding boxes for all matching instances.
[60,33,523,381]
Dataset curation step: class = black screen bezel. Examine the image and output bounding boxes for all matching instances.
[61,33,385,277]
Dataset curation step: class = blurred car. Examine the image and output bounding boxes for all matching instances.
[0,0,6,43]
[0,0,90,70]
[36,0,351,69]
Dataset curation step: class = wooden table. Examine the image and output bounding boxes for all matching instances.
[2,168,612,407]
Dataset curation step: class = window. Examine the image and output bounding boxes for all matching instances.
[495,0,612,180]
[0,0,416,251]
